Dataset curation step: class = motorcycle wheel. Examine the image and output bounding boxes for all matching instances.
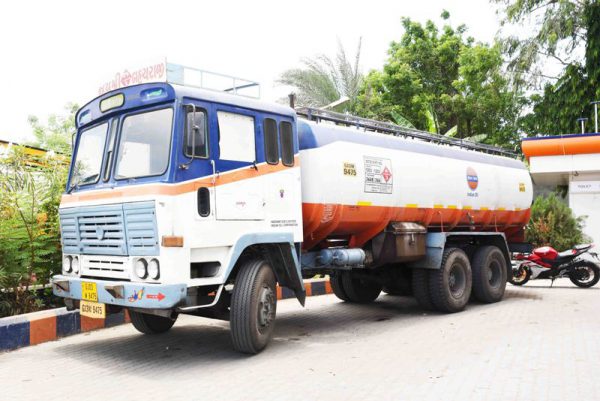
[509,266,531,286]
[569,262,600,288]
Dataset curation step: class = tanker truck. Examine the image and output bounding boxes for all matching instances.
[52,69,532,354]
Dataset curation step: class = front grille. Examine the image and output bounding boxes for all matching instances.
[59,201,159,256]
[78,205,127,255]
[81,256,129,280]
[86,258,126,273]
[124,202,159,255]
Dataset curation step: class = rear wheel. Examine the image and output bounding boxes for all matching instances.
[429,248,472,313]
[412,268,435,311]
[569,262,600,288]
[471,246,507,303]
[129,310,176,334]
[330,273,350,301]
[230,259,277,354]
[383,269,413,296]
[341,271,382,303]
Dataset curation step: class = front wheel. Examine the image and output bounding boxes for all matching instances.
[129,310,176,334]
[230,259,277,354]
[509,262,531,286]
[569,262,600,288]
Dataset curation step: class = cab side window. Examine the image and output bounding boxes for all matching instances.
[217,111,256,162]
[184,108,209,158]
[280,121,294,166]
[264,118,279,165]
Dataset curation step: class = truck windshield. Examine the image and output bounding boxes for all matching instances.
[70,122,109,188]
[115,108,173,179]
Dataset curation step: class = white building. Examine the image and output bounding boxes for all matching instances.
[522,133,600,245]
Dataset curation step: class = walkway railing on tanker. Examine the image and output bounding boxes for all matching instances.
[296,107,517,158]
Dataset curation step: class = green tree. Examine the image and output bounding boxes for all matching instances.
[278,39,363,110]
[526,192,588,250]
[27,102,78,154]
[353,13,522,147]
[0,148,68,317]
[495,0,600,135]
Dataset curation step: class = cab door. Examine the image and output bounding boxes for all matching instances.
[176,100,215,221]
[214,109,265,221]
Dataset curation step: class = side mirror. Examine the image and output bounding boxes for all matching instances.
[179,104,197,170]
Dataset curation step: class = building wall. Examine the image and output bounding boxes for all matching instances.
[569,173,600,246]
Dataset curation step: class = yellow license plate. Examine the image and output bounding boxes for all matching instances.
[80,300,106,319]
[81,281,98,301]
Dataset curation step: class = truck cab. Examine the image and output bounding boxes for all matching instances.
[53,80,305,353]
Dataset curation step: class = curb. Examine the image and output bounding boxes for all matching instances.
[0,278,332,352]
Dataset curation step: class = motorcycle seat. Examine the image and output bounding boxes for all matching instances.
[558,250,576,258]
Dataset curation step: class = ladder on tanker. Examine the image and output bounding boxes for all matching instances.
[295,107,516,158]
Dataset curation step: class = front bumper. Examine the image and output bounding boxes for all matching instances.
[52,275,187,309]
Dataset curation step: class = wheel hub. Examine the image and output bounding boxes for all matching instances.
[575,266,592,283]
[449,264,466,298]
[258,285,275,328]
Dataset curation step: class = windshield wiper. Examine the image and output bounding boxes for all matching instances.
[66,183,79,194]
[66,173,98,194]
[79,174,99,185]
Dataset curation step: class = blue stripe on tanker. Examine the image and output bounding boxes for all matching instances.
[297,120,526,170]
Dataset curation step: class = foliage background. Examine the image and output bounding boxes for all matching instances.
[0,107,74,317]
[526,192,589,250]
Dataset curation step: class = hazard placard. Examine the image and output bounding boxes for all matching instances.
[364,156,393,194]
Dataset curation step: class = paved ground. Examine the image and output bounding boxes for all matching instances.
[3,279,600,401]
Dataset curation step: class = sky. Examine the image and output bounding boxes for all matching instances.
[0,0,502,143]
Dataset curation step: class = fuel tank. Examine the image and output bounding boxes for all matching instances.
[298,120,533,250]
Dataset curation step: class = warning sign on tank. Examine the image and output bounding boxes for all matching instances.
[364,156,393,194]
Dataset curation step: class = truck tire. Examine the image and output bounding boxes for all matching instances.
[429,248,472,313]
[129,310,176,334]
[412,269,435,311]
[330,273,350,301]
[472,246,507,303]
[230,259,277,354]
[341,271,382,303]
[383,269,413,296]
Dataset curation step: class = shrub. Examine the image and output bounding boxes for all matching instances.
[0,147,69,317]
[526,192,588,251]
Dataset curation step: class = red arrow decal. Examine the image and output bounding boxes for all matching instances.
[146,292,165,301]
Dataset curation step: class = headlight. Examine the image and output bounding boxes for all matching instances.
[72,256,80,274]
[148,259,160,280]
[134,259,148,279]
[63,256,72,273]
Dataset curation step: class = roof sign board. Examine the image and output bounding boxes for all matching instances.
[98,59,260,99]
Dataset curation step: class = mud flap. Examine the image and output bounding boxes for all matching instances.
[263,243,306,306]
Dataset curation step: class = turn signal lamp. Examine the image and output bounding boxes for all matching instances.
[162,236,183,247]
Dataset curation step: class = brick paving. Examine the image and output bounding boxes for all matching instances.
[2,280,599,401]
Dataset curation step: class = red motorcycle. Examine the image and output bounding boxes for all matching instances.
[510,244,600,288]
